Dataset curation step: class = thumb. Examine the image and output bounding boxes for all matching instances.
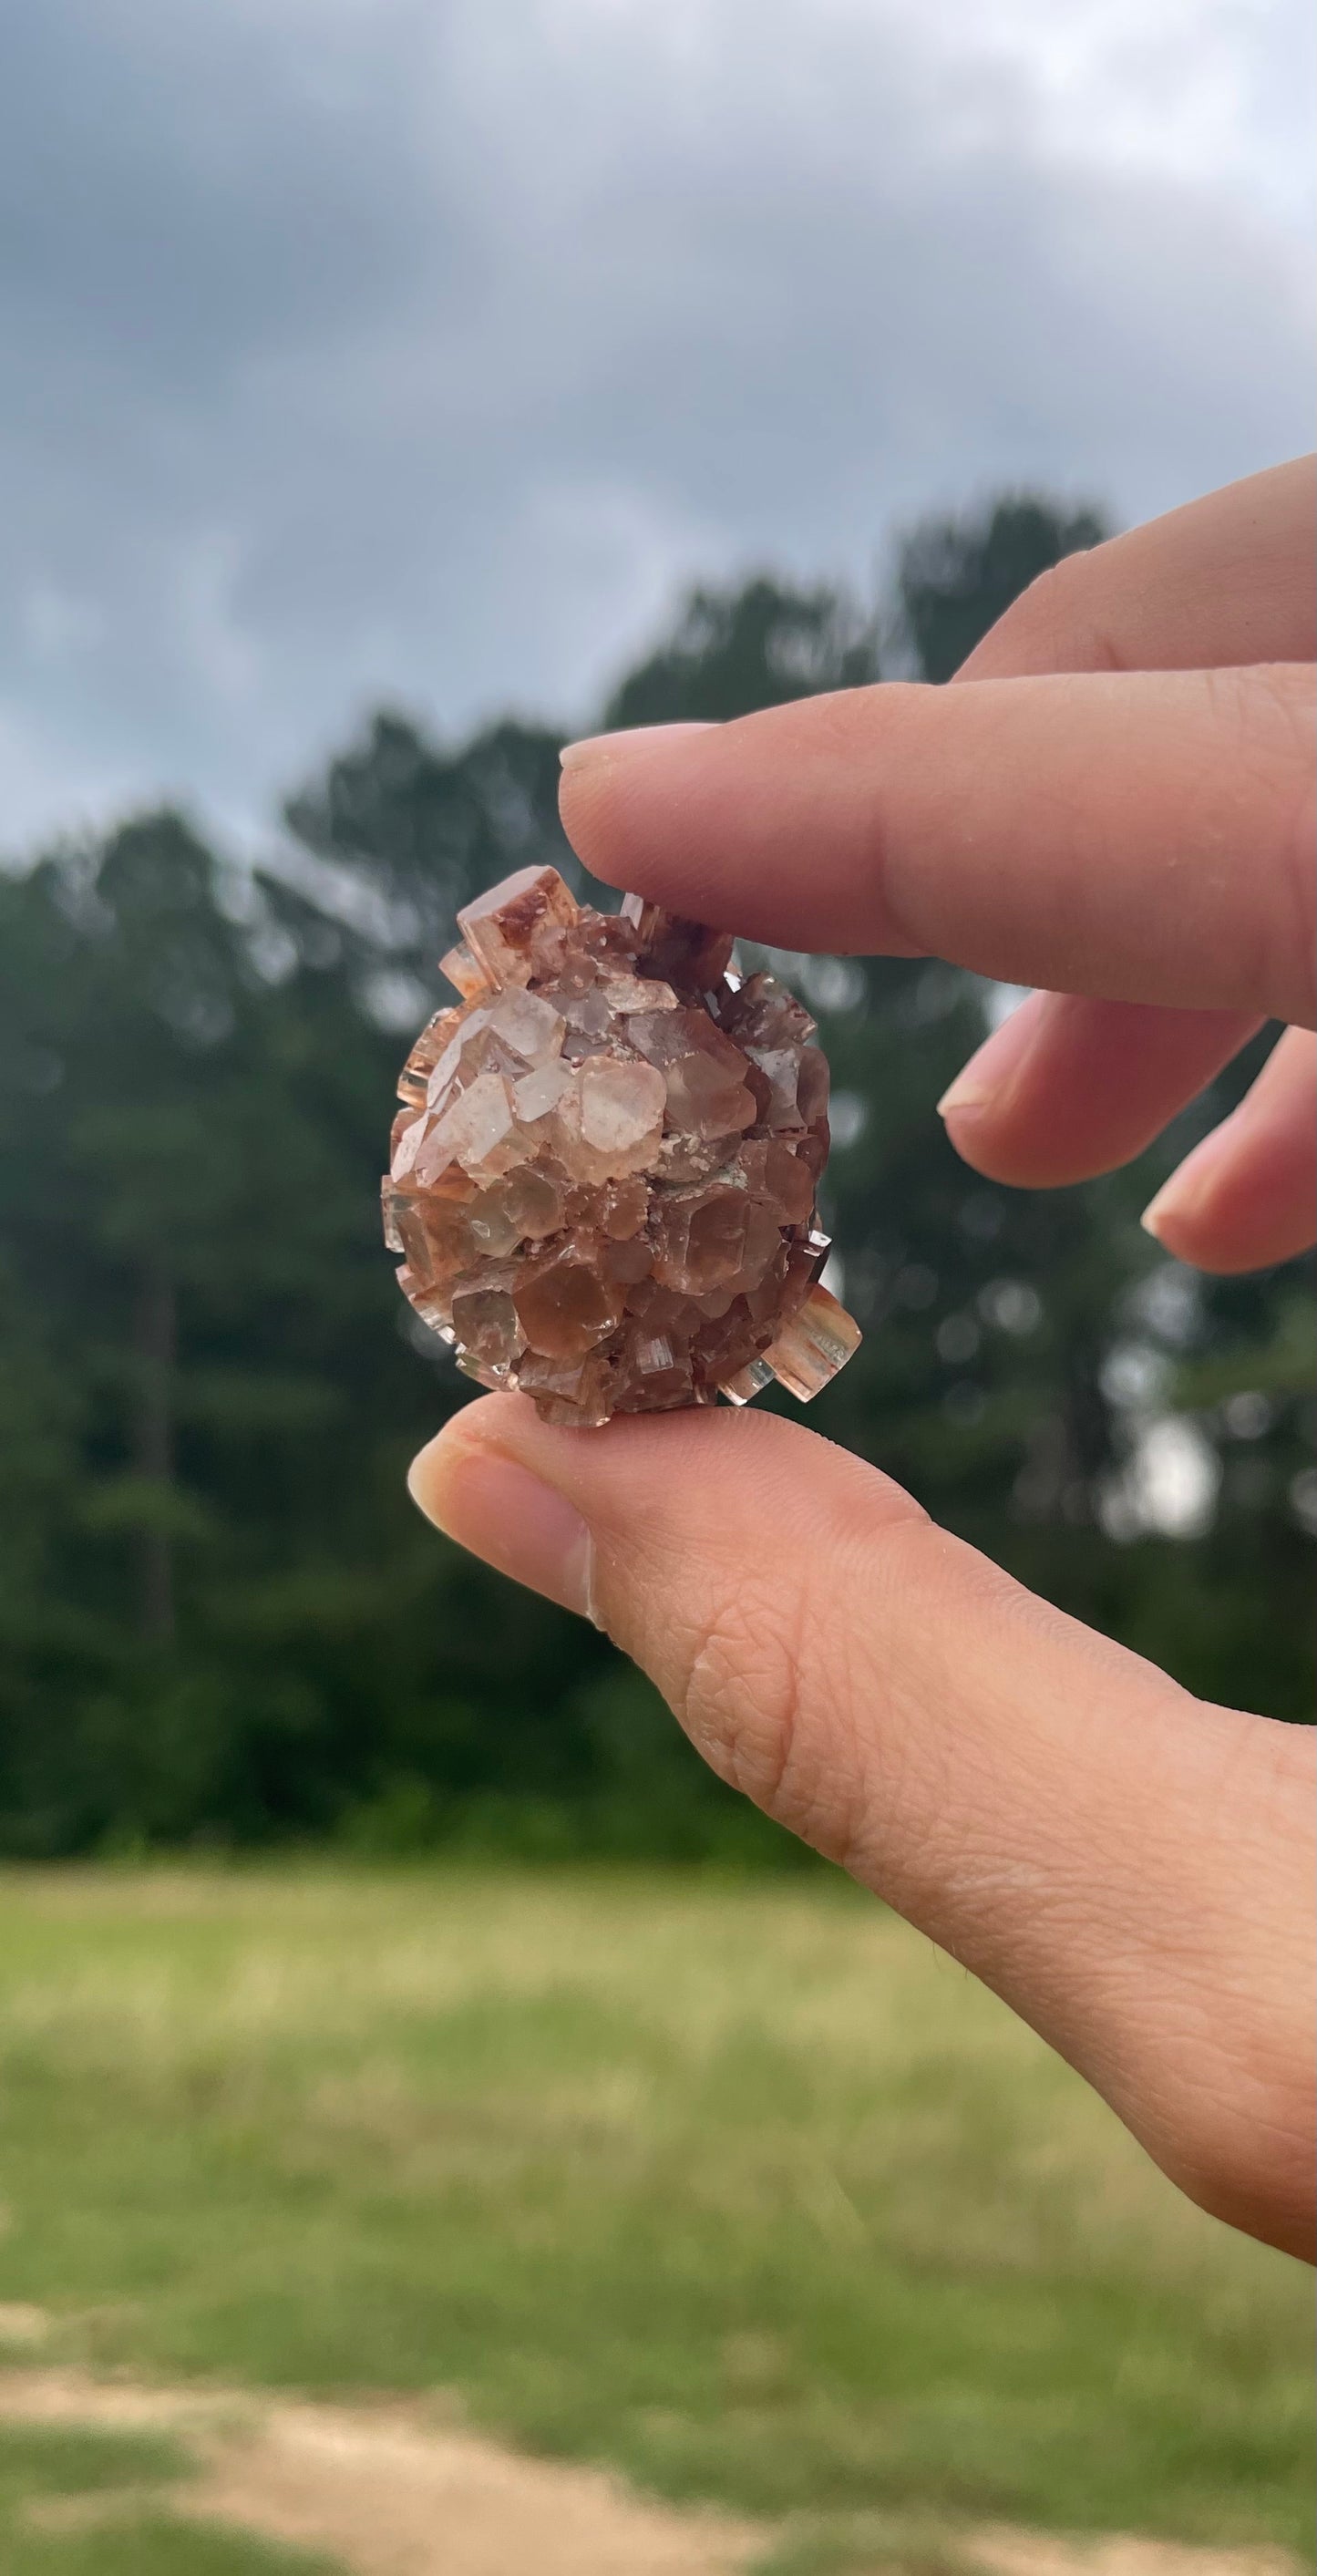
[409,1396,1314,2257]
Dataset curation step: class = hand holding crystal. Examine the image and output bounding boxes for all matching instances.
[410,460,1317,2262]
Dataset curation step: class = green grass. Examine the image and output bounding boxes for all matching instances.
[0,1865,1309,2562]
[0,2420,338,2574]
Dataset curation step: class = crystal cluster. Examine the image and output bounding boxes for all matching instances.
[383,865,860,1426]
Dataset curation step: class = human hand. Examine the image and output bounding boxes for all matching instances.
[409,459,1317,2261]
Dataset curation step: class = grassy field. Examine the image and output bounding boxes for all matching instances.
[0,2417,334,2575]
[0,1865,1308,2571]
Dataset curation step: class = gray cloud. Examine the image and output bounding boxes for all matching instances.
[1,0,1312,850]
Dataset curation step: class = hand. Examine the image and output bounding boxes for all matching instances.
[409,459,1317,2262]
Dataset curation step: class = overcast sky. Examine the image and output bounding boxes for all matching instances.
[1,0,1312,854]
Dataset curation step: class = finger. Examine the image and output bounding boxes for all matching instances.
[411,1399,1316,2259]
[956,457,1317,680]
[559,666,1317,1025]
[936,993,1261,1188]
[1142,1025,1317,1273]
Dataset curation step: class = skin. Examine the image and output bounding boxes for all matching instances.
[410,458,1317,2262]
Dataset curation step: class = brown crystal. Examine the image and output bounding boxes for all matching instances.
[384,867,860,1424]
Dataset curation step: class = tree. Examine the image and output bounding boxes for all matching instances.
[602,577,880,727]
[897,494,1106,681]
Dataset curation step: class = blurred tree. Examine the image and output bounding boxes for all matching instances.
[602,577,880,726]
[283,711,575,963]
[897,494,1106,680]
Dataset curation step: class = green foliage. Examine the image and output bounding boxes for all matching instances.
[897,493,1106,680]
[6,2530,337,2576]
[0,2424,190,2502]
[603,576,880,726]
[0,1868,1308,2551]
[0,494,1310,1855]
[0,2421,338,2576]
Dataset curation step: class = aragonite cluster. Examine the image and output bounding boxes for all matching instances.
[383,864,860,1426]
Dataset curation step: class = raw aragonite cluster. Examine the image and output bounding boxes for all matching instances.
[383,864,860,1426]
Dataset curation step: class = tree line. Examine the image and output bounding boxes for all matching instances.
[0,498,1311,1858]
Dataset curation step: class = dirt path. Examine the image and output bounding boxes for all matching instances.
[972,2536,1296,2576]
[0,2367,761,2576]
[0,2365,1297,2576]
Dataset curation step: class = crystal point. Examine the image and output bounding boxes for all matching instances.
[384,864,859,1423]
[761,1283,862,1402]
[458,867,579,989]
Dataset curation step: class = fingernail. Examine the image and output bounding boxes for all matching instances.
[935,1071,991,1120]
[936,993,1043,1124]
[1139,1172,1201,1243]
[560,721,717,773]
[1140,1128,1230,1243]
[1139,1172,1196,1243]
[407,1440,596,1622]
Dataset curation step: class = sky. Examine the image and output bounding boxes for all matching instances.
[1,0,1312,854]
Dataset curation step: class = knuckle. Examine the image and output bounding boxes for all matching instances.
[1178,665,1316,1024]
[671,1572,859,1859]
[991,555,1111,671]
[1013,558,1074,638]
[1282,788,1317,1025]
[1225,664,1317,1022]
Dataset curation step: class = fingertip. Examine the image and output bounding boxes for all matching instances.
[408,1398,597,1620]
[936,1098,1000,1175]
[935,1079,991,1123]
[1137,1193,1211,1265]
[1138,1182,1178,1247]
[559,720,716,773]
[556,751,615,881]
[939,994,1044,1105]
[557,723,723,890]
[407,1392,520,1507]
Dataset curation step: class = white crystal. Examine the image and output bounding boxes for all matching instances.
[511,1059,575,1124]
[489,986,565,1064]
[425,1032,465,1110]
[579,1056,667,1159]
[427,1071,521,1179]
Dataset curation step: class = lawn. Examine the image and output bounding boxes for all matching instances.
[0,2418,334,2574]
[0,1865,1308,2569]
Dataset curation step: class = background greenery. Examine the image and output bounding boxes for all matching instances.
[0,496,1312,1858]
[0,1865,1309,2567]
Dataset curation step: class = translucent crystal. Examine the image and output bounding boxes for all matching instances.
[578,1058,666,1163]
[384,869,859,1422]
[418,1072,522,1183]
[458,867,580,989]
[513,1244,626,1360]
[719,1355,776,1406]
[439,942,491,1002]
[761,1283,862,1402]
[511,1059,575,1126]
[398,1006,464,1107]
[488,986,565,1063]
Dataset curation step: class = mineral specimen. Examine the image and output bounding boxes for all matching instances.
[383,864,860,1426]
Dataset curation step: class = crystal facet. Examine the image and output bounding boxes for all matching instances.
[384,868,860,1424]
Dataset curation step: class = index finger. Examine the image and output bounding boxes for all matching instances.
[559,665,1316,1025]
[956,456,1316,680]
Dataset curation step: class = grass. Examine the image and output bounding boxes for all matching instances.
[0,1864,1309,2565]
[0,2421,337,2574]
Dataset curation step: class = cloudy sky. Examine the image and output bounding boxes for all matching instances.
[2,0,1312,853]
